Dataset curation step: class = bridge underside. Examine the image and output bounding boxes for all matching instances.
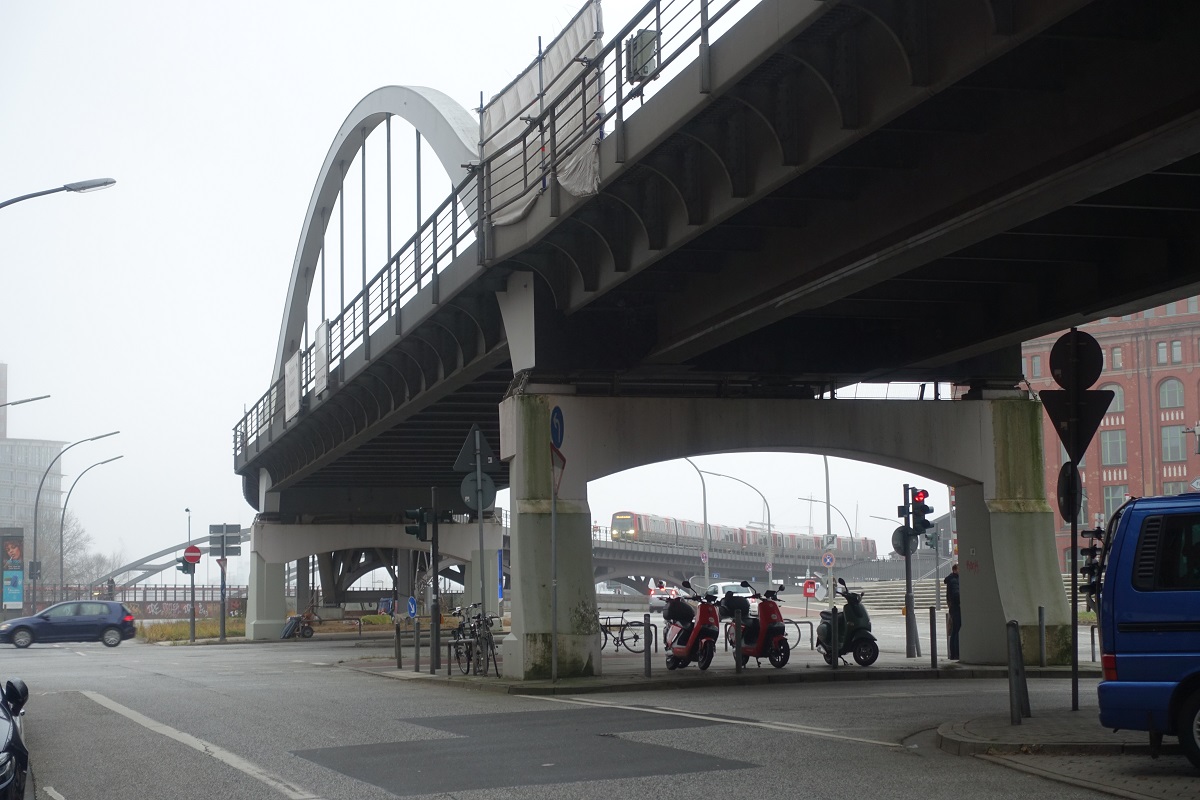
[235,0,1200,675]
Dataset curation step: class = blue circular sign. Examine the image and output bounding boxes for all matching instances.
[407,596,417,618]
[550,406,565,448]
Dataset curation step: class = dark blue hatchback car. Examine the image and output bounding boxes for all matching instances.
[0,600,136,648]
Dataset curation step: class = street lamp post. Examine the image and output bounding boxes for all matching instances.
[701,470,773,586]
[683,458,711,583]
[0,395,51,409]
[31,430,119,611]
[798,496,855,541]
[58,456,123,601]
[0,179,116,211]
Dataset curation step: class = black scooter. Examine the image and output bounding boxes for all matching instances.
[815,578,878,666]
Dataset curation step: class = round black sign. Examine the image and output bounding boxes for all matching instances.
[1056,462,1082,523]
[1050,330,1103,390]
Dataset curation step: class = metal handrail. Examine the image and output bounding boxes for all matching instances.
[234,0,751,457]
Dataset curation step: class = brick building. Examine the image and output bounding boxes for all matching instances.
[1023,296,1200,571]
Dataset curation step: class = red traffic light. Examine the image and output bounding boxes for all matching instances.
[913,489,929,503]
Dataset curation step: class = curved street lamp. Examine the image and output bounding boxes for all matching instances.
[683,458,711,582]
[700,469,773,586]
[798,496,854,540]
[32,430,119,610]
[59,456,123,601]
[0,394,50,409]
[0,179,116,211]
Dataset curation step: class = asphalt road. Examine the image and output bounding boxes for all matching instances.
[6,633,1130,800]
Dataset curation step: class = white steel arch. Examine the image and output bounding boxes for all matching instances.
[273,85,478,381]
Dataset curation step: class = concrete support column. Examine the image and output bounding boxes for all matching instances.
[462,548,502,612]
[956,398,1070,664]
[246,545,287,640]
[500,393,601,679]
[295,556,310,612]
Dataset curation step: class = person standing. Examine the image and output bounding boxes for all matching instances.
[944,563,961,660]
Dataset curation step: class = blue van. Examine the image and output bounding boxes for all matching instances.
[1092,494,1200,768]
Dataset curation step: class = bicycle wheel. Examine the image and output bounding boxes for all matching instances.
[477,633,492,676]
[599,622,611,650]
[454,638,471,675]
[620,622,645,653]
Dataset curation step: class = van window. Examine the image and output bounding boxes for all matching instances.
[1133,513,1200,591]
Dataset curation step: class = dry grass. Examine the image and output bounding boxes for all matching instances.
[138,619,246,643]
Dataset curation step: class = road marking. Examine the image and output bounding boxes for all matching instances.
[533,696,903,748]
[79,691,324,799]
[45,788,66,800]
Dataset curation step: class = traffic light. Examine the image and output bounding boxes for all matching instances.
[404,508,429,541]
[1080,528,1104,599]
[27,561,40,580]
[911,488,934,534]
[924,530,936,550]
[176,557,195,575]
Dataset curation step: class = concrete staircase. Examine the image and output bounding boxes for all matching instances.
[848,575,1088,612]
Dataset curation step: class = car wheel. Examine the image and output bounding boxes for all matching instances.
[12,628,33,649]
[768,639,790,668]
[697,639,715,671]
[101,627,122,647]
[852,639,879,666]
[1179,688,1200,769]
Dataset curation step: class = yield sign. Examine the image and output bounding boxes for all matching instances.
[1040,389,1114,463]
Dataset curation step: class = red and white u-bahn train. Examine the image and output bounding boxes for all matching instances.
[610,511,877,559]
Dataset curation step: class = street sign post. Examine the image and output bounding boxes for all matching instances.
[182,545,200,642]
[208,524,240,642]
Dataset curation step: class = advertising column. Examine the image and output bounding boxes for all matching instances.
[2,529,25,612]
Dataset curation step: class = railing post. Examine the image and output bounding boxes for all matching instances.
[734,610,743,674]
[699,0,711,93]
[549,106,560,217]
[1038,605,1047,667]
[644,613,652,677]
[1006,620,1032,724]
[929,606,937,668]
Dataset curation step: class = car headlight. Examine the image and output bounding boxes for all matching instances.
[0,751,13,781]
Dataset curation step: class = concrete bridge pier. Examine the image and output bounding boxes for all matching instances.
[500,393,602,679]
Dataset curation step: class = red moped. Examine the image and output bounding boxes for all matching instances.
[661,580,720,670]
[722,581,790,668]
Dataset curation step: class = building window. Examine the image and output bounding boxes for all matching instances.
[1101,430,1127,466]
[1190,297,1199,314]
[1031,355,1042,378]
[1160,378,1184,409]
[1112,347,1123,369]
[1163,425,1187,462]
[1146,308,1156,318]
[1103,484,1129,520]
[1157,341,1168,365]
[1167,302,1178,316]
[1173,340,1183,363]
[1164,481,1187,496]
[1103,383,1125,413]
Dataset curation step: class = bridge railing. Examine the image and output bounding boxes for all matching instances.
[234,0,751,458]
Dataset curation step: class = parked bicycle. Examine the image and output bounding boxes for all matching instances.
[450,603,481,675]
[599,608,646,653]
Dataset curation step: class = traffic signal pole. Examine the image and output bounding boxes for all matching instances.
[902,484,918,658]
[189,566,196,643]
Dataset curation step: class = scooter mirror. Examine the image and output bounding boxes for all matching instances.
[777,584,785,592]
[740,580,750,588]
[681,580,692,589]
[838,577,848,588]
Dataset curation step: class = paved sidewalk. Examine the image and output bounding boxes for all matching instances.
[333,635,1197,799]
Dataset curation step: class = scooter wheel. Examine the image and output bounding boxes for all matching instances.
[821,649,834,666]
[768,639,790,668]
[665,654,679,670]
[853,639,879,666]
[697,639,716,671]
[735,652,749,668]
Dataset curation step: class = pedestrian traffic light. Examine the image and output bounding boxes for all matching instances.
[1080,528,1104,599]
[27,561,40,579]
[404,508,429,541]
[176,557,194,575]
[924,531,936,549]
[911,488,934,533]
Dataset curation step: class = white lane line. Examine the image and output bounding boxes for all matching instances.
[79,691,323,800]
[45,788,67,800]
[533,696,903,748]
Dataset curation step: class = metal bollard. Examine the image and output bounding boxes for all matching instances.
[414,620,421,674]
[733,611,744,674]
[395,623,403,669]
[644,613,652,678]
[1006,620,1032,725]
[1038,606,1047,667]
[929,607,938,668]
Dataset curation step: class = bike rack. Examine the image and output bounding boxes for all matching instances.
[785,619,814,650]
